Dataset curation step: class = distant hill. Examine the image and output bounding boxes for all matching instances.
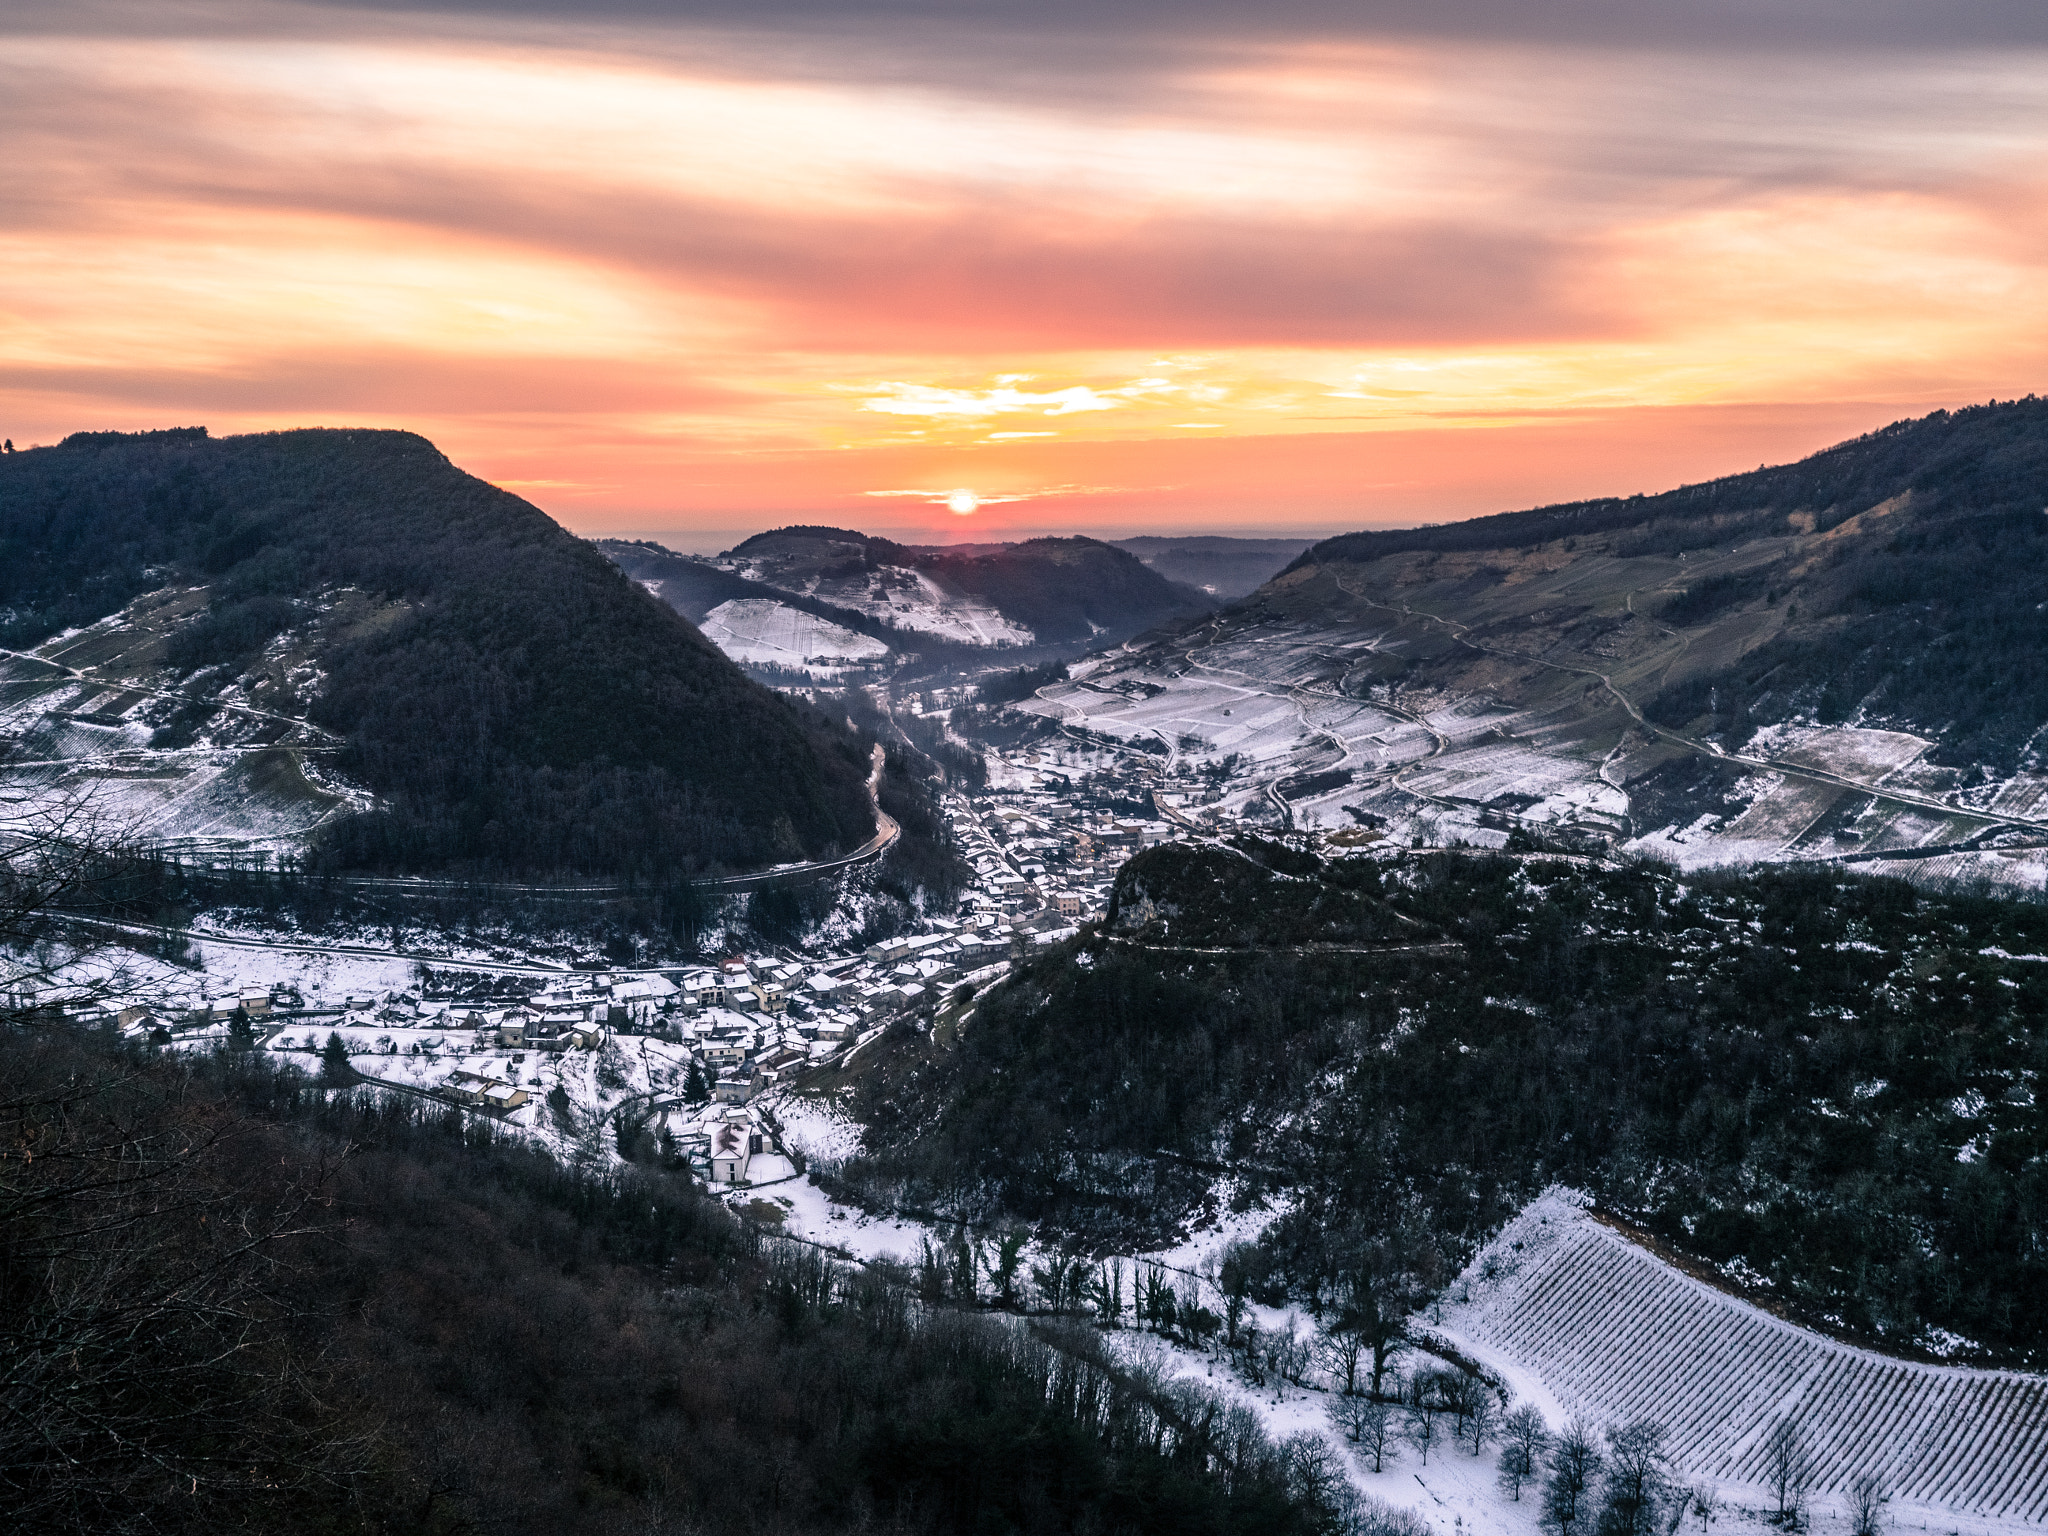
[1111,535,1314,600]
[599,538,898,640]
[1282,398,2048,773]
[713,526,1207,648]
[0,428,876,880]
[1020,399,2048,880]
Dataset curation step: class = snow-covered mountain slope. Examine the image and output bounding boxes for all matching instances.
[698,599,892,675]
[0,585,368,862]
[737,559,1034,647]
[1433,1193,2048,1526]
[671,527,1206,648]
[1021,401,2048,893]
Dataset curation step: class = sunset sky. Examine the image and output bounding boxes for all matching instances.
[5,1,2047,547]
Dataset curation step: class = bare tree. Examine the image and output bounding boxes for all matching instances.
[1597,1420,1672,1536]
[1332,1393,1400,1473]
[1284,1432,1351,1527]
[1468,1385,1497,1456]
[1688,1482,1719,1534]
[1438,1370,1482,1445]
[1543,1418,1604,1536]
[1327,1253,1420,1399]
[1270,1311,1312,1387]
[1317,1316,1368,1395]
[1405,1377,1443,1466]
[1848,1475,1888,1536]
[1764,1417,1812,1529]
[0,1026,360,1527]
[1498,1404,1549,1501]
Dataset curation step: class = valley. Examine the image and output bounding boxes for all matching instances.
[8,405,2048,1536]
[600,525,1228,686]
[1017,403,2048,897]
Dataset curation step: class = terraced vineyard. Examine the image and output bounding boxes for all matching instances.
[1441,1199,2048,1523]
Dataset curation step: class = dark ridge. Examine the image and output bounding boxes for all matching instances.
[1287,396,2048,571]
[1,1021,1333,1536]
[0,428,877,880]
[1275,396,2048,772]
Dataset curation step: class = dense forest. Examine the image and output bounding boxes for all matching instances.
[0,428,877,879]
[1289,398,2048,773]
[839,839,2048,1367]
[1,1021,1366,1536]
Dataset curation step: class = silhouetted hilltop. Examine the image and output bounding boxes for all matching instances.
[0,428,875,879]
[726,525,1207,644]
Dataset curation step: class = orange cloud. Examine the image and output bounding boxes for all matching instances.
[2,6,2046,543]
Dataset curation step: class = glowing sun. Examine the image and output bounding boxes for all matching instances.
[945,488,981,515]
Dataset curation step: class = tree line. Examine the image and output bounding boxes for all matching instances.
[0,1016,1408,1536]
[838,839,2048,1365]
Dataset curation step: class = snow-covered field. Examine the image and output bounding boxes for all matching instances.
[1022,633,1621,839]
[698,599,890,675]
[1758,726,1932,785]
[1432,1193,2048,1528]
[724,559,1035,646]
[1024,609,2048,884]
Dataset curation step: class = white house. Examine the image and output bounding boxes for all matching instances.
[708,1112,766,1184]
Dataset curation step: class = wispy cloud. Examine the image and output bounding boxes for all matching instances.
[1,2,2044,537]
[857,384,1127,418]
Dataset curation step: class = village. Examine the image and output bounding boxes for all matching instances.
[12,702,2042,1536]
[19,729,1194,1193]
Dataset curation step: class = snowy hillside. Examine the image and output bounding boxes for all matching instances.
[0,586,367,864]
[721,557,1036,646]
[699,598,891,675]
[1432,1193,2048,1526]
[1024,599,2048,895]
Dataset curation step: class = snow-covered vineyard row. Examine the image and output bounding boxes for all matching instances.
[1441,1200,2048,1523]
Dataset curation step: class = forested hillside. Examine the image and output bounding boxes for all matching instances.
[840,840,2048,1368]
[725,526,1207,645]
[0,428,876,879]
[1,1022,1344,1536]
[1283,398,2048,773]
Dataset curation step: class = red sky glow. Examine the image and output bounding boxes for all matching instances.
[5,2,2047,547]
